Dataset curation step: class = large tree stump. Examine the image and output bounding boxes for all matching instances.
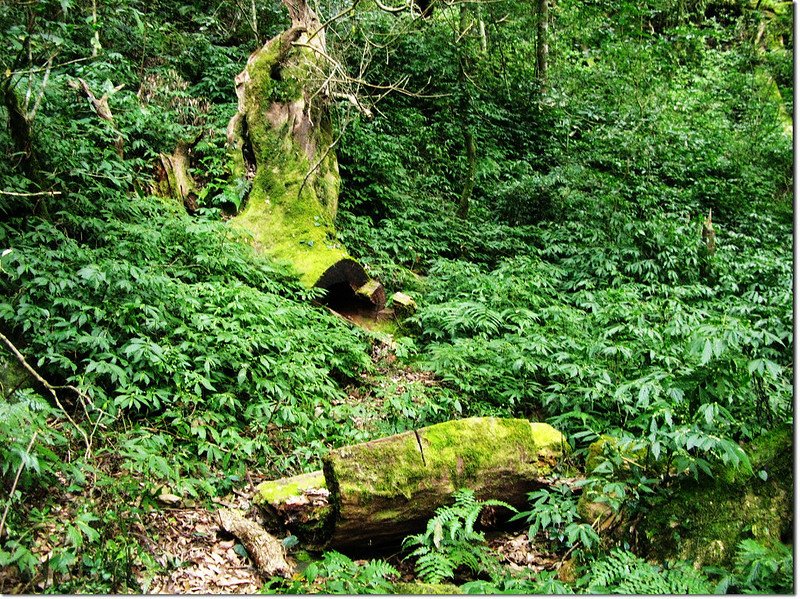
[254,417,570,550]
[227,2,384,310]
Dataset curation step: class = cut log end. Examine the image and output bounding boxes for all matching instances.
[314,259,386,312]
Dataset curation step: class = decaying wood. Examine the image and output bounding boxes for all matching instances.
[157,138,201,212]
[702,208,716,255]
[216,508,293,578]
[254,417,570,550]
[227,6,385,308]
[69,77,125,157]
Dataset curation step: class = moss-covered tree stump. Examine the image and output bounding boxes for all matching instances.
[635,426,793,568]
[227,3,383,310]
[254,417,570,550]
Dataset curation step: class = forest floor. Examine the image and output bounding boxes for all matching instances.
[0,317,566,594]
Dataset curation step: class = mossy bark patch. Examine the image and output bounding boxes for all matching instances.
[392,582,462,594]
[636,426,793,568]
[255,470,327,505]
[254,470,333,548]
[322,417,570,549]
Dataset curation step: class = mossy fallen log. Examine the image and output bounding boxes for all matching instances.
[227,8,383,310]
[254,417,570,550]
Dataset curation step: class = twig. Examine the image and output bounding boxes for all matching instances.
[0,331,92,459]
[297,119,348,200]
[0,431,38,540]
[306,0,363,44]
[0,190,62,197]
[5,56,90,78]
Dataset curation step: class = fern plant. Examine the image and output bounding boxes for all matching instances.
[402,488,513,584]
[577,548,713,594]
[730,539,793,594]
[263,550,399,594]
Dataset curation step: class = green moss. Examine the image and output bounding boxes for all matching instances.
[254,470,335,548]
[530,422,570,452]
[392,582,462,594]
[328,418,569,502]
[229,31,350,289]
[254,470,327,505]
[585,434,646,472]
[638,427,792,568]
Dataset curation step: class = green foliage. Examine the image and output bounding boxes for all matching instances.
[0,197,376,482]
[264,550,399,594]
[461,569,573,595]
[402,489,512,584]
[0,0,793,592]
[576,548,713,594]
[510,484,599,553]
[717,539,794,594]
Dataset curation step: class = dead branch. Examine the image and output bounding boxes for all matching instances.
[331,91,373,117]
[374,0,414,13]
[217,508,293,578]
[0,331,93,459]
[293,41,447,98]
[68,77,125,157]
[0,431,38,541]
[0,190,61,197]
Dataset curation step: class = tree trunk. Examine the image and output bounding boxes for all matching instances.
[227,0,384,310]
[3,82,37,180]
[536,0,549,88]
[457,5,476,220]
[254,417,570,551]
[458,128,476,219]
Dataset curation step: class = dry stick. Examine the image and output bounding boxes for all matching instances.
[0,331,92,459]
[0,431,38,540]
[554,513,604,570]
[306,0,363,44]
[0,190,62,197]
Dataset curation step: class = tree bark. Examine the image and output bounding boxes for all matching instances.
[536,0,549,88]
[457,5,476,220]
[156,139,199,212]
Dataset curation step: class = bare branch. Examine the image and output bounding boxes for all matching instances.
[27,54,53,122]
[374,0,413,13]
[0,331,93,459]
[0,190,61,197]
[0,431,37,541]
[332,91,373,117]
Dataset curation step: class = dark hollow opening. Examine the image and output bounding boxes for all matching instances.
[319,282,375,316]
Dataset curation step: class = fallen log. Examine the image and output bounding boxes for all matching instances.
[254,417,570,550]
